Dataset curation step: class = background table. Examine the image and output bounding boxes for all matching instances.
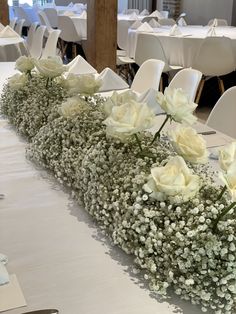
[0,38,28,62]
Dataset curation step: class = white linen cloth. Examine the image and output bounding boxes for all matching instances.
[63,10,75,16]
[138,88,164,115]
[98,67,129,92]
[140,9,149,16]
[169,24,182,36]
[0,23,5,31]
[149,19,161,28]
[178,17,187,26]
[149,10,164,19]
[136,22,154,33]
[0,39,27,61]
[128,12,139,20]
[67,55,97,75]
[70,16,87,39]
[0,253,9,286]
[0,26,20,38]
[130,20,143,30]
[68,2,74,7]
[207,26,217,37]
[79,10,87,19]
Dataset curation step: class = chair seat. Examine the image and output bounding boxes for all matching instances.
[117,56,135,65]
[117,49,127,57]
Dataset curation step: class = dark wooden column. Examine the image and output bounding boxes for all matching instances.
[84,0,117,72]
[0,0,9,26]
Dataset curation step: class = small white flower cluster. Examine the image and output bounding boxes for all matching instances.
[1,72,236,314]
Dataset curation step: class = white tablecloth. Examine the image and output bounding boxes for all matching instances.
[127,25,236,67]
[0,38,28,62]
[70,16,87,40]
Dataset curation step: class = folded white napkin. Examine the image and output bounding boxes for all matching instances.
[0,254,9,286]
[148,18,161,28]
[149,10,164,19]
[128,12,139,20]
[79,10,87,19]
[68,55,97,75]
[169,24,182,36]
[130,20,142,30]
[137,22,154,33]
[68,2,74,7]
[178,17,187,26]
[207,26,217,37]
[138,88,164,114]
[211,18,218,27]
[0,23,4,31]
[0,26,20,38]
[21,2,30,7]
[63,10,75,16]
[98,67,129,92]
[140,9,149,16]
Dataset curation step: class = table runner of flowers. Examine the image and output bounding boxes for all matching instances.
[1,56,236,314]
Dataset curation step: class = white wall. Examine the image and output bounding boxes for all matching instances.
[181,0,233,25]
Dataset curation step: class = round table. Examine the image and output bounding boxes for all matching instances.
[127,25,236,67]
[0,38,28,62]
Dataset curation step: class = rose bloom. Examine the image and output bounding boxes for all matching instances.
[219,159,236,201]
[8,73,28,90]
[143,156,200,203]
[169,126,208,164]
[60,96,88,118]
[219,142,236,172]
[103,100,155,140]
[15,56,35,73]
[59,74,81,96]
[34,57,67,78]
[76,74,102,95]
[157,87,197,125]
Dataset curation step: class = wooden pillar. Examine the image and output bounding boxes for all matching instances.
[84,0,117,72]
[0,0,9,26]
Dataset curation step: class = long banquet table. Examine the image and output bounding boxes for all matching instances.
[0,65,233,314]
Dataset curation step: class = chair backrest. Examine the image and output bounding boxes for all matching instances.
[158,18,176,26]
[131,59,165,94]
[192,37,235,76]
[26,21,39,51]
[9,17,18,29]
[169,68,202,101]
[208,18,228,26]
[29,25,46,59]
[58,15,81,42]
[41,29,61,59]
[134,33,170,72]
[15,19,25,36]
[44,8,58,29]
[206,86,236,138]
[13,6,31,27]
[117,20,133,51]
[38,10,53,37]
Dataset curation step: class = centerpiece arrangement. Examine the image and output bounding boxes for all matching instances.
[1,56,236,314]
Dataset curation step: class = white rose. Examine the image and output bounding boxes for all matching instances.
[15,56,35,73]
[103,100,155,140]
[34,57,67,78]
[59,96,88,118]
[169,126,208,164]
[219,160,236,201]
[219,142,236,171]
[103,90,138,116]
[59,74,80,96]
[76,74,102,95]
[8,73,28,90]
[143,156,200,203]
[157,87,197,125]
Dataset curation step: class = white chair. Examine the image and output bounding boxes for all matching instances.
[206,86,236,138]
[168,68,202,102]
[208,18,228,26]
[9,17,18,29]
[38,10,53,37]
[158,18,176,26]
[41,29,61,59]
[44,8,58,29]
[131,59,165,94]
[58,15,84,59]
[13,7,31,27]
[29,25,46,59]
[26,21,39,51]
[193,37,235,103]
[15,19,26,36]
[160,11,169,18]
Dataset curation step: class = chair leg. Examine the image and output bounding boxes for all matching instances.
[218,77,225,95]
[72,44,77,59]
[159,76,164,93]
[195,78,205,104]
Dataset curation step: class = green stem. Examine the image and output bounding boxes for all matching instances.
[27,70,32,79]
[217,185,227,201]
[212,202,236,233]
[151,115,170,145]
[134,133,143,152]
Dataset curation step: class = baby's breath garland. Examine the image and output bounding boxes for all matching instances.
[1,57,236,314]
